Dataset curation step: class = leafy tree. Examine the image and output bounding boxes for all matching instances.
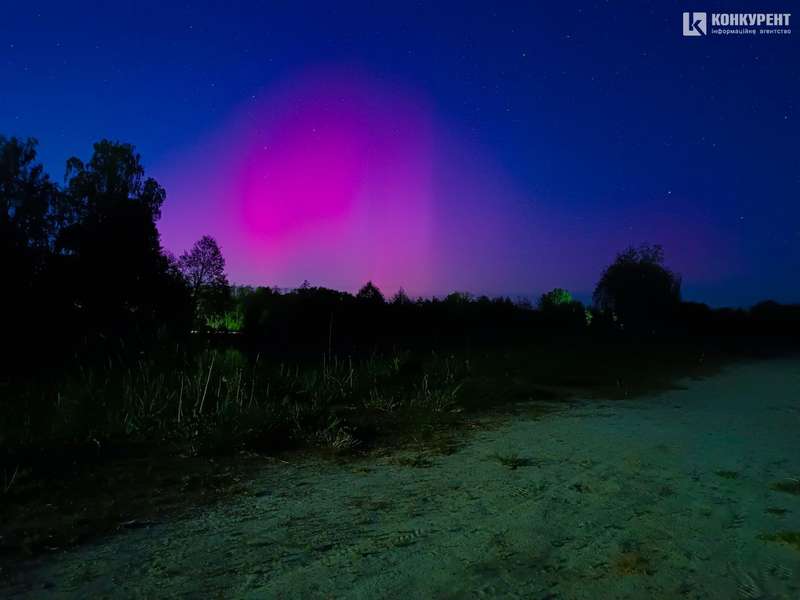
[538,288,573,310]
[0,136,62,254]
[356,280,385,304]
[445,291,473,305]
[0,136,194,370]
[391,287,412,305]
[178,235,230,322]
[0,136,69,290]
[538,288,587,329]
[58,140,189,335]
[593,244,681,334]
[62,139,165,222]
[0,137,71,369]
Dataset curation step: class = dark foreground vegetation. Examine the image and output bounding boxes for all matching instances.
[2,135,799,564]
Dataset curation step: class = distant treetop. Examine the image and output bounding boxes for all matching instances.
[356,280,385,304]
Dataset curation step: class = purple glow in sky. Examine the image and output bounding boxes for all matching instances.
[156,67,729,299]
[7,2,797,306]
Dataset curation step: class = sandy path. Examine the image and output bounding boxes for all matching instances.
[4,358,800,599]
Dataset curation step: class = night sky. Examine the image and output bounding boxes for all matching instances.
[2,2,798,306]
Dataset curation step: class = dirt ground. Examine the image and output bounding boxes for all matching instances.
[3,358,800,598]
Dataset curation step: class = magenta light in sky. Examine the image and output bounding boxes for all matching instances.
[156,66,563,296]
[156,66,728,299]
[158,67,438,294]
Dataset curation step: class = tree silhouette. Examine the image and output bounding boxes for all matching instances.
[63,139,166,221]
[391,287,412,305]
[593,244,681,334]
[538,288,586,329]
[2,137,53,296]
[445,291,473,305]
[0,136,194,370]
[356,281,385,304]
[538,288,572,310]
[1,137,65,369]
[57,140,188,335]
[0,137,62,254]
[179,235,230,322]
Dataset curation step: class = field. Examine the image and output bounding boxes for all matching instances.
[0,333,768,566]
[3,356,800,598]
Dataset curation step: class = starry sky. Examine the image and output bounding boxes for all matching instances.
[2,2,798,306]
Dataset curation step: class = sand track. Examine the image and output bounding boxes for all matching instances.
[4,359,800,599]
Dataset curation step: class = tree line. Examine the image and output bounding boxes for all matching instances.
[2,135,798,375]
[1,136,229,375]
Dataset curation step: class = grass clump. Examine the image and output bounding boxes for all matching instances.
[758,531,800,552]
[766,507,789,516]
[395,454,435,468]
[613,552,652,576]
[770,479,800,495]
[490,452,534,470]
[0,348,471,463]
[205,309,244,332]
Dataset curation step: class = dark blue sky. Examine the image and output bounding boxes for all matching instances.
[2,2,798,305]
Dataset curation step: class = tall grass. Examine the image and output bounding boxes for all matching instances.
[205,309,244,332]
[0,347,469,463]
